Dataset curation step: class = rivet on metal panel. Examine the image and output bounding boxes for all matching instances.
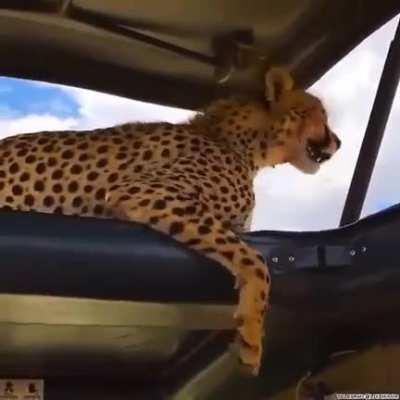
[349,249,356,256]
[288,256,295,262]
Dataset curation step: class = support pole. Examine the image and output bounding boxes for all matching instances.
[340,18,400,226]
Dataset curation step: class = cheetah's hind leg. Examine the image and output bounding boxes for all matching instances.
[107,187,271,374]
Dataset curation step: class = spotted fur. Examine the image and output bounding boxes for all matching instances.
[0,68,340,374]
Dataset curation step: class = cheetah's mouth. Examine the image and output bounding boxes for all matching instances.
[306,143,332,164]
[291,128,340,175]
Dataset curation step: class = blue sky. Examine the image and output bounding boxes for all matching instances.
[0,15,399,231]
[0,77,79,119]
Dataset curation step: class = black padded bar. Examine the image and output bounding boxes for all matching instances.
[340,17,400,226]
[0,210,234,303]
[1,203,400,305]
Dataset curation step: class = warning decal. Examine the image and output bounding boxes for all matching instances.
[0,380,43,400]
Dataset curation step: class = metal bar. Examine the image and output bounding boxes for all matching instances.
[68,8,218,67]
[0,1,59,12]
[59,0,73,15]
[340,18,400,226]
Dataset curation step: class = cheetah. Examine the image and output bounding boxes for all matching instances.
[0,67,340,374]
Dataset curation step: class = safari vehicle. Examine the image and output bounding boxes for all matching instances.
[0,1,400,399]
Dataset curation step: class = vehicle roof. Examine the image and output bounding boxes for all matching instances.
[0,0,399,109]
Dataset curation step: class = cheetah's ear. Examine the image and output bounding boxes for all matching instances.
[265,67,294,102]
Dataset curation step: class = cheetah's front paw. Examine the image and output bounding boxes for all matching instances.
[235,314,263,375]
[233,273,268,375]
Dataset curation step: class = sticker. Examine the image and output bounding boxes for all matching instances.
[0,380,43,400]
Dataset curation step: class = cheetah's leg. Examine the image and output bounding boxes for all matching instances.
[107,191,270,374]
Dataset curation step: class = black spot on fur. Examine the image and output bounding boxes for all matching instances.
[153,199,166,210]
[170,222,184,235]
[222,251,234,261]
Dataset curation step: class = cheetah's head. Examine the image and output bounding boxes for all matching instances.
[265,67,341,174]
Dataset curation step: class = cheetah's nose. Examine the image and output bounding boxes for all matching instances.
[333,134,341,150]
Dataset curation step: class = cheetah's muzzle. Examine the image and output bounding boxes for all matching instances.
[306,142,332,164]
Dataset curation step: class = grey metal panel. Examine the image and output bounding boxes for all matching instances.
[0,1,398,108]
[0,294,233,379]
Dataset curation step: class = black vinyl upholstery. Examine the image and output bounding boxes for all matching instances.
[0,203,400,306]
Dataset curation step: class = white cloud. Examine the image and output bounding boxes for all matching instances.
[0,82,194,147]
[67,87,195,128]
[0,114,78,137]
[33,83,195,129]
